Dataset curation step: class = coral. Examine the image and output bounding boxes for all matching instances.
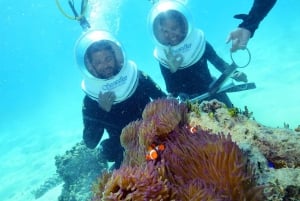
[228,107,239,117]
[55,142,107,201]
[94,162,174,201]
[241,106,254,119]
[142,98,187,122]
[161,128,263,201]
[251,128,300,168]
[283,185,300,200]
[186,100,201,117]
[31,173,62,199]
[92,171,113,200]
[188,100,300,200]
[50,99,300,201]
[176,179,224,201]
[120,121,145,166]
[139,98,188,148]
[92,98,264,201]
[200,99,224,113]
[295,125,300,132]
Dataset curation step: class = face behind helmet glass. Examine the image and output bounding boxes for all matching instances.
[153,10,188,46]
[75,30,125,80]
[149,0,192,47]
[84,40,124,79]
[75,30,138,103]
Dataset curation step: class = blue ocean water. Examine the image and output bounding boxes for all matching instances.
[0,0,299,200]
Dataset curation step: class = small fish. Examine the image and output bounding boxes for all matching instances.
[267,160,275,168]
[146,144,165,161]
[185,125,198,134]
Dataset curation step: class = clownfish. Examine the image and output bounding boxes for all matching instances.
[185,125,198,134]
[146,144,165,161]
[189,126,197,133]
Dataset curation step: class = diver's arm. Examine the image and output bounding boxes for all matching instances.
[205,42,230,73]
[205,42,248,82]
[82,96,105,149]
[83,120,104,149]
[139,71,167,99]
[236,0,277,36]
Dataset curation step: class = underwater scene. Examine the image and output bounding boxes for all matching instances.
[0,0,299,200]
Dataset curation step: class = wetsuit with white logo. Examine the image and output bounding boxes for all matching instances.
[82,71,166,168]
[159,41,232,107]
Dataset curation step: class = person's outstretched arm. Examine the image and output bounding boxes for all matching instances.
[227,0,277,52]
[238,0,277,36]
[206,42,248,83]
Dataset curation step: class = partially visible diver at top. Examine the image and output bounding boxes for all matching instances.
[227,0,277,52]
[148,1,252,107]
[148,0,277,53]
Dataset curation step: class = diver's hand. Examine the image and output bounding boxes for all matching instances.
[163,46,183,73]
[98,91,116,112]
[177,93,190,102]
[231,71,248,82]
[226,28,251,52]
[166,93,175,99]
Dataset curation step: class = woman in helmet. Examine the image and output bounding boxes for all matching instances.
[149,1,248,107]
[76,30,166,169]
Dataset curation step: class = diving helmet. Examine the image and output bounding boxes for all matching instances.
[74,30,138,103]
[148,0,193,46]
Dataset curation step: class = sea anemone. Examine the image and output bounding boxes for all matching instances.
[94,99,264,201]
[176,179,224,201]
[161,127,264,200]
[139,98,188,147]
[99,162,173,201]
[120,121,145,166]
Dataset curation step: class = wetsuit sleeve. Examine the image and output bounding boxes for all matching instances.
[235,0,277,36]
[205,42,231,73]
[139,71,167,99]
[82,96,105,149]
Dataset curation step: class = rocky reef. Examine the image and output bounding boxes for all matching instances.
[54,98,300,201]
[187,100,300,201]
[54,142,107,201]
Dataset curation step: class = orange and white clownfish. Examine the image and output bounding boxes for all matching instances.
[185,125,198,134]
[146,144,165,161]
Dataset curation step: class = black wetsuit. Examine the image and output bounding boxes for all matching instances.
[82,71,166,168]
[160,42,233,107]
[236,0,277,36]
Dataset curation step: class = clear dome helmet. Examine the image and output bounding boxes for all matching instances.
[75,30,138,103]
[148,0,193,47]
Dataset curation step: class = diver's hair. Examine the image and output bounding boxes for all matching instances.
[157,10,188,34]
[85,40,116,63]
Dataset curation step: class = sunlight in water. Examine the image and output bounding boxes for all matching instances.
[87,0,122,34]
[150,0,189,5]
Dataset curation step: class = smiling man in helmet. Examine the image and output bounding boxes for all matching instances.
[75,30,166,169]
[149,1,248,107]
